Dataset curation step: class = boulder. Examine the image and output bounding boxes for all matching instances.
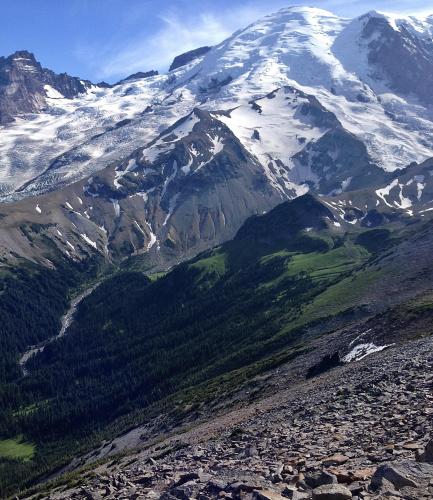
[305,471,338,489]
[423,439,433,463]
[253,489,287,500]
[321,455,349,467]
[312,484,352,499]
[172,472,199,487]
[281,486,311,500]
[370,460,433,496]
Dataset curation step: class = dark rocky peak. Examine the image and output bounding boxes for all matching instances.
[5,50,40,69]
[169,46,211,71]
[0,50,98,124]
[96,81,112,88]
[141,107,220,148]
[115,70,159,85]
[235,194,336,246]
[109,106,254,196]
[0,50,43,82]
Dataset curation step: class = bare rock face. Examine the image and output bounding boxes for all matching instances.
[169,46,211,71]
[0,50,94,123]
[84,107,285,263]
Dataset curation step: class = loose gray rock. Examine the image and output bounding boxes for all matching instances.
[305,471,338,489]
[312,484,352,499]
[371,462,419,490]
[423,439,433,463]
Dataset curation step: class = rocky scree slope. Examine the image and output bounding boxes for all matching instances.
[30,316,433,499]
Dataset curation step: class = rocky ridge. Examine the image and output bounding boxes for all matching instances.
[169,47,212,71]
[0,50,96,124]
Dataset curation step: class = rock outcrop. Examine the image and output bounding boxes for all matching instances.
[169,46,211,71]
[0,50,95,123]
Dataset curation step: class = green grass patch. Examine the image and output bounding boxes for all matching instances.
[148,271,167,282]
[260,243,369,290]
[0,437,35,461]
[287,244,368,275]
[189,250,227,280]
[300,267,382,320]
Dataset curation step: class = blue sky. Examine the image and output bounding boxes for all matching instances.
[1,0,431,82]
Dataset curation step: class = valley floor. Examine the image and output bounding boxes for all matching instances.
[33,335,433,499]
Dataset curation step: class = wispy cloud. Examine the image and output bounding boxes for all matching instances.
[99,13,230,78]
[75,1,288,81]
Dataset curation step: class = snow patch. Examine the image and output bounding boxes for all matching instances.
[343,342,394,363]
[110,199,120,217]
[376,179,398,208]
[80,233,97,249]
[44,85,64,99]
[163,193,180,226]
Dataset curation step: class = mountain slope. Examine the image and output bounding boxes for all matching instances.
[35,335,433,500]
[2,7,433,279]
[3,193,433,495]
[3,8,433,496]
[0,107,283,268]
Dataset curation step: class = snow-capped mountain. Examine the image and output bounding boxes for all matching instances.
[2,6,433,267]
[2,7,433,200]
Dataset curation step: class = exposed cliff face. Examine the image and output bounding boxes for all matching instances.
[169,46,211,71]
[0,50,95,124]
[115,70,159,85]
